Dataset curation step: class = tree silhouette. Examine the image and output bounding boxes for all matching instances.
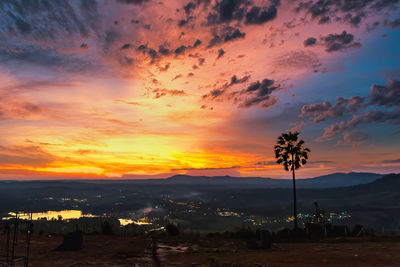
[274,131,310,229]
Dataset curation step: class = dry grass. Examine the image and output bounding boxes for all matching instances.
[5,235,399,266]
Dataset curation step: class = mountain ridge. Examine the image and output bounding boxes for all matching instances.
[0,172,385,189]
[161,172,383,188]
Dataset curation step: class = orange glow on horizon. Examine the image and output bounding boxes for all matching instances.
[0,1,399,179]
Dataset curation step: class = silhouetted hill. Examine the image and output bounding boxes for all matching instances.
[163,174,284,186]
[151,172,382,188]
[0,173,398,231]
[0,172,382,188]
[346,173,400,193]
[296,172,382,188]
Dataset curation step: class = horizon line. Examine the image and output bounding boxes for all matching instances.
[0,171,394,182]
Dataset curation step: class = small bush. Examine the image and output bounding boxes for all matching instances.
[101,221,113,235]
[165,223,179,236]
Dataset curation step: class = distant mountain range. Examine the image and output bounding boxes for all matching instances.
[0,172,388,189]
[0,173,398,230]
[117,172,384,188]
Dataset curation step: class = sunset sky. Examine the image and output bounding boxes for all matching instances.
[0,0,399,179]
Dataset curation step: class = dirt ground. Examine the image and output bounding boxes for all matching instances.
[4,235,400,266]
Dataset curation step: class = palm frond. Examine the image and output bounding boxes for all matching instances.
[273,131,310,171]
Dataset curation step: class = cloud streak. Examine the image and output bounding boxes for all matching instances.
[0,0,399,178]
[301,79,400,141]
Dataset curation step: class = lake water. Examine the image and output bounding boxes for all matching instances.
[2,210,153,227]
[2,210,96,220]
[118,218,152,226]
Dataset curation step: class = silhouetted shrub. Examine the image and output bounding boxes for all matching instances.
[56,230,83,251]
[165,223,179,236]
[246,238,258,250]
[256,229,272,249]
[229,226,255,238]
[208,256,221,267]
[206,232,221,238]
[292,227,307,240]
[101,221,113,235]
[329,225,349,237]
[352,224,364,236]
[275,227,307,241]
[276,228,291,241]
[350,224,375,237]
[305,223,328,240]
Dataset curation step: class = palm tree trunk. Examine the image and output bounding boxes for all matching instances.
[292,155,298,230]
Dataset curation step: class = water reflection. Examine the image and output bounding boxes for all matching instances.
[118,218,152,226]
[2,210,96,220]
[2,210,153,227]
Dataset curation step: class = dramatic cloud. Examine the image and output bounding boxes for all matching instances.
[193,39,202,48]
[171,166,240,171]
[369,79,400,107]
[318,109,400,141]
[340,131,369,145]
[0,0,399,178]
[175,45,187,55]
[118,56,134,67]
[116,0,149,4]
[0,99,43,120]
[0,45,97,72]
[300,101,332,122]
[305,79,400,141]
[384,18,400,28]
[206,0,277,25]
[239,79,279,108]
[208,26,246,47]
[0,0,100,40]
[206,0,249,25]
[344,13,364,27]
[382,158,400,164]
[203,77,280,109]
[183,0,211,15]
[217,48,226,59]
[121,43,133,50]
[0,145,57,167]
[273,50,320,70]
[321,31,361,52]
[296,0,400,27]
[245,6,277,25]
[304,37,317,47]
[147,88,187,99]
[301,96,366,123]
[202,74,250,100]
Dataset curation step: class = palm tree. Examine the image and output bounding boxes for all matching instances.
[274,131,310,229]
